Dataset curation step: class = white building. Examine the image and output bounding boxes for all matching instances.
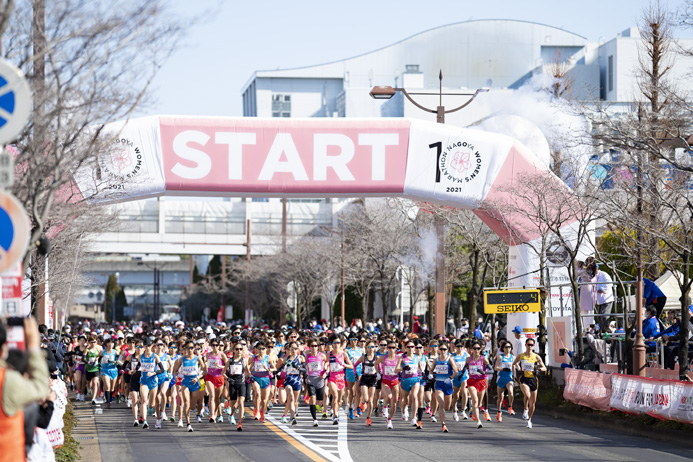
[242,20,693,120]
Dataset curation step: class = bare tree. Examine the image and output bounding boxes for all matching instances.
[1,1,189,311]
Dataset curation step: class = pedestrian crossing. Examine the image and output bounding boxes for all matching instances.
[264,404,353,462]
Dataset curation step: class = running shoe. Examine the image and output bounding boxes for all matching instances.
[333,417,339,425]
[313,420,319,427]
[237,423,243,431]
[387,419,393,429]
[204,405,209,415]
[522,409,529,420]
[471,413,477,421]
[187,424,194,432]
[453,412,459,422]
[484,410,491,421]
[476,421,483,429]
[142,421,149,429]
[349,408,354,420]
[91,400,97,405]
[461,411,469,420]
[127,399,132,408]
[209,417,215,423]
[304,395,310,405]
[197,415,202,423]
[230,416,236,425]
[177,420,184,428]
[322,412,328,419]
[217,416,224,423]
[161,412,167,421]
[383,407,389,419]
[356,406,363,416]
[527,419,532,429]
[497,412,502,422]
[508,407,515,416]
[259,412,265,423]
[170,416,175,422]
[155,419,162,429]
[138,417,144,424]
[411,417,417,427]
[106,402,111,409]
[291,418,297,426]
[402,410,409,421]
[431,415,437,422]
[133,419,139,427]
[366,417,372,426]
[442,424,449,433]
[425,406,430,415]
[267,402,273,411]
[416,421,422,430]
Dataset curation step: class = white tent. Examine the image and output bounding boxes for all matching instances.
[654,271,686,312]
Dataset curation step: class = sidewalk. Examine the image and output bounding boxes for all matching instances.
[71,397,103,462]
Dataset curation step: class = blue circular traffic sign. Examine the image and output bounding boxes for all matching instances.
[0,191,29,274]
[0,58,31,144]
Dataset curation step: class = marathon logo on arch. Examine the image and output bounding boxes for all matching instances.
[72,116,166,203]
[438,139,483,185]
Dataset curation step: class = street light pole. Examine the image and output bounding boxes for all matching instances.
[370,71,488,335]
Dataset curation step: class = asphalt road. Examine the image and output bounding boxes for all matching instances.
[81,399,693,462]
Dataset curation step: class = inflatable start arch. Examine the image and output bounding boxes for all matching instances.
[74,116,580,362]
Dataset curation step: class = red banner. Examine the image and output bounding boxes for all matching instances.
[563,368,612,411]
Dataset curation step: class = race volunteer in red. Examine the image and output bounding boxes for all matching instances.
[0,317,50,462]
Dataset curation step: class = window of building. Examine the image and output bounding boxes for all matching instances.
[272,94,291,117]
[608,55,613,92]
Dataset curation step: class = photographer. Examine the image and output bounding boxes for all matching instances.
[0,318,51,462]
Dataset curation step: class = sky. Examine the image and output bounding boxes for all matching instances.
[141,0,688,118]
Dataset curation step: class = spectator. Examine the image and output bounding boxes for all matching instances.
[593,264,614,327]
[642,278,667,324]
[0,318,50,462]
[511,325,524,355]
[654,306,693,370]
[412,316,420,334]
[473,323,484,339]
[633,306,660,351]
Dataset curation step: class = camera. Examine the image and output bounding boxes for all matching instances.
[559,348,567,356]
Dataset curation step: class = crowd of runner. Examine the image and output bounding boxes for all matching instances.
[59,322,546,433]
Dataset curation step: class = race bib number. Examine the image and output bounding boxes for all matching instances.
[407,362,419,373]
[330,362,344,373]
[521,360,534,372]
[470,365,483,375]
[207,359,218,369]
[286,366,298,375]
[229,364,243,375]
[364,365,376,375]
[435,364,448,375]
[384,365,395,376]
[254,362,266,372]
[140,361,155,373]
[180,365,197,376]
[308,361,321,372]
[75,356,83,363]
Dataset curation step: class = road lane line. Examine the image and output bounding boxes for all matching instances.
[244,407,329,462]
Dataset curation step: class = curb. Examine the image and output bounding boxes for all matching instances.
[536,404,693,449]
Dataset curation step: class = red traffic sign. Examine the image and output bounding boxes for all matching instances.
[0,191,30,274]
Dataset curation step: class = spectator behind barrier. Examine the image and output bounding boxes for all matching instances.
[0,318,50,462]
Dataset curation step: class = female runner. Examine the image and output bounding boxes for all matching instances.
[173,340,207,432]
[99,338,118,409]
[250,341,276,422]
[327,334,353,425]
[494,341,516,421]
[375,339,400,429]
[512,338,546,428]
[354,339,378,426]
[465,340,491,428]
[428,341,458,433]
[278,341,305,425]
[396,339,425,429]
[85,337,102,405]
[305,339,327,427]
[204,338,227,423]
[224,339,247,430]
[451,340,469,421]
